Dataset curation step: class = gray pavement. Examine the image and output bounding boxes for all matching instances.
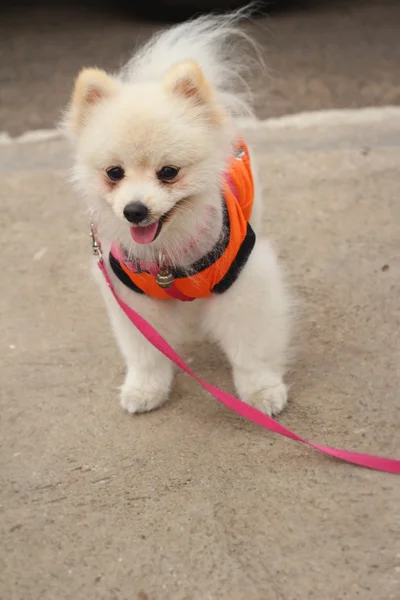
[1,111,400,599]
[1,1,400,599]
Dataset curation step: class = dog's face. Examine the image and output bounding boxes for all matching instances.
[66,63,231,247]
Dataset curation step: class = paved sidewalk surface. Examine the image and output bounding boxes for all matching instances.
[0,110,399,599]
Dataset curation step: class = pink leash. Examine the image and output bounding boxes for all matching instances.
[99,260,400,474]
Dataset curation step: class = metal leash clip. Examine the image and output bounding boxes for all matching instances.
[90,221,103,262]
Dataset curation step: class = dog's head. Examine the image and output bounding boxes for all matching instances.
[64,63,232,252]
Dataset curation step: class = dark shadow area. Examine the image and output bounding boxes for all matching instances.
[2,0,397,23]
[0,0,370,22]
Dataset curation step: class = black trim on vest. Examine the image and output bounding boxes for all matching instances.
[109,252,145,295]
[172,200,230,278]
[211,223,256,294]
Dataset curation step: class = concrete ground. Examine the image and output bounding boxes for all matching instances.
[1,2,400,599]
[1,109,400,600]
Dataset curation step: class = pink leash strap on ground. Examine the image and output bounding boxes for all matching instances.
[99,261,400,475]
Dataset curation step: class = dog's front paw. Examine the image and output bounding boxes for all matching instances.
[248,382,288,417]
[120,379,169,414]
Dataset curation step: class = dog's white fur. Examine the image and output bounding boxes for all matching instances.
[64,12,292,416]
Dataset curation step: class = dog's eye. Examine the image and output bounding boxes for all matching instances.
[157,166,180,182]
[106,166,125,182]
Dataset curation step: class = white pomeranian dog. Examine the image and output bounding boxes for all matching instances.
[63,11,292,416]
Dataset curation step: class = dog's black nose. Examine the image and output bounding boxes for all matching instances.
[123,202,149,224]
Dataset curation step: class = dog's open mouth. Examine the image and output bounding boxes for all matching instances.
[129,202,182,245]
[129,220,162,245]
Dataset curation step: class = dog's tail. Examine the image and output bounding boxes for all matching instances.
[119,6,263,118]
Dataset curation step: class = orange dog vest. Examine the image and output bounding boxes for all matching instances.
[109,141,255,301]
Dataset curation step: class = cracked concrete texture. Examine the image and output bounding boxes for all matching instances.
[0,112,400,599]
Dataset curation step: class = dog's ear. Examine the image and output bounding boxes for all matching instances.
[65,68,119,133]
[164,61,212,106]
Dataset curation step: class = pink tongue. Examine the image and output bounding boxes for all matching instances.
[130,221,159,245]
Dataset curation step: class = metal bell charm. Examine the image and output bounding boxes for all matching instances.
[156,268,175,289]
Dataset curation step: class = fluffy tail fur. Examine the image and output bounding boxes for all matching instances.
[119,7,262,119]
